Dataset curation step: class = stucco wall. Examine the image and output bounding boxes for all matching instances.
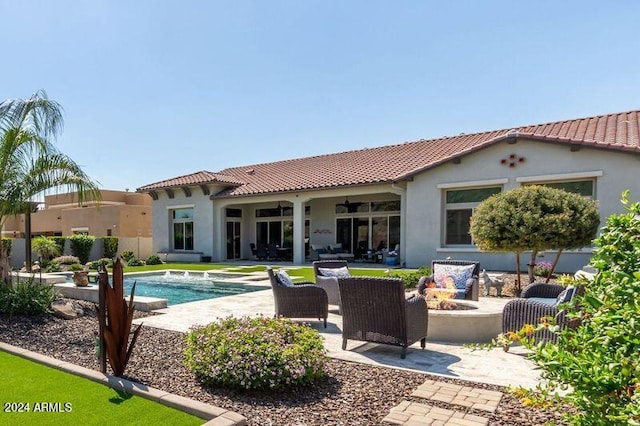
[404,138,640,272]
[151,188,216,259]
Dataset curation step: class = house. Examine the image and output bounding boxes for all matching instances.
[2,189,152,238]
[137,110,640,272]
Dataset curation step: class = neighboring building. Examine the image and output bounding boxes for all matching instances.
[137,110,640,272]
[2,190,152,238]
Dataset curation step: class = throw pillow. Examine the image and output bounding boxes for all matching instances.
[276,270,294,287]
[316,248,327,255]
[554,286,575,306]
[318,266,350,278]
[433,263,476,290]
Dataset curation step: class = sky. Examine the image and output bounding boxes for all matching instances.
[2,1,640,192]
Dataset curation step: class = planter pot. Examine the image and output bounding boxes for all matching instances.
[73,271,89,287]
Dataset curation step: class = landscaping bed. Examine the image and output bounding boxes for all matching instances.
[0,300,567,425]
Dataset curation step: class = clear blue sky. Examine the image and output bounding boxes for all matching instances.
[2,1,639,191]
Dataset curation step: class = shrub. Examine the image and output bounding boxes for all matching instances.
[51,236,66,254]
[126,258,144,267]
[533,260,553,277]
[527,191,640,424]
[69,234,95,264]
[67,263,84,271]
[146,254,162,265]
[184,316,326,390]
[389,266,431,289]
[52,255,80,265]
[32,236,62,262]
[44,261,61,273]
[86,258,113,271]
[0,279,58,316]
[103,236,119,259]
[1,238,12,257]
[121,250,135,263]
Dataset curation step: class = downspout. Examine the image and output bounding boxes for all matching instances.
[391,182,407,267]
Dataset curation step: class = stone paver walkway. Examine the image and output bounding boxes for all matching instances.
[383,380,503,425]
[412,380,502,412]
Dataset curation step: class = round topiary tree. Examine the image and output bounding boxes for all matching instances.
[469,185,599,293]
[527,191,640,424]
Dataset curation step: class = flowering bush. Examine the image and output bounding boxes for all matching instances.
[533,260,554,277]
[52,255,80,265]
[184,316,326,390]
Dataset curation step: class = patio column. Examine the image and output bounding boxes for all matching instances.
[292,198,305,264]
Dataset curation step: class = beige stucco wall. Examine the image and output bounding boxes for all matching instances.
[1,190,152,238]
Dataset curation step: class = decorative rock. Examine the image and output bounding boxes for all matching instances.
[51,300,84,319]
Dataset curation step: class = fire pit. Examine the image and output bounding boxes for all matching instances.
[424,298,504,343]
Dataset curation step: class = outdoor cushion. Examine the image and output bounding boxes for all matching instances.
[554,286,575,306]
[527,297,557,307]
[315,248,327,254]
[276,270,294,287]
[318,266,350,278]
[433,263,475,290]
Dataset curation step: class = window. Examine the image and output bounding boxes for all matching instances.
[444,187,501,245]
[172,208,193,250]
[531,180,594,198]
[335,199,401,256]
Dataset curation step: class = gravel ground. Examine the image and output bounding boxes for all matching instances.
[0,299,568,426]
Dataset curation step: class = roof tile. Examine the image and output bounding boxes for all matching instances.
[137,109,640,196]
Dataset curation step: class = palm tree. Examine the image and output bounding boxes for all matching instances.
[0,90,100,282]
[31,236,62,263]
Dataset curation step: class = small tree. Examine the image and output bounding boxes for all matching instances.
[31,236,61,262]
[69,234,95,264]
[103,236,119,259]
[470,185,599,293]
[527,191,640,424]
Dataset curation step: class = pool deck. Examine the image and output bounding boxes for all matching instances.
[133,272,541,390]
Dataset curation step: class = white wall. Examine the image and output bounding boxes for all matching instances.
[404,138,640,272]
[150,187,217,258]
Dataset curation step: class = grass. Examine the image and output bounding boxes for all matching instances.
[0,350,204,426]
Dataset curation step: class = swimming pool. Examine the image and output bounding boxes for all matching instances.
[122,272,269,305]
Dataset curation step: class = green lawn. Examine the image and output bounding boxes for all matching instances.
[123,263,411,283]
[0,351,204,426]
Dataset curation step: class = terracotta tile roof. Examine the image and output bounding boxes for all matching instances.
[137,110,640,196]
[137,170,244,191]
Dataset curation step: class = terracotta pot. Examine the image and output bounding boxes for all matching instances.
[73,271,89,287]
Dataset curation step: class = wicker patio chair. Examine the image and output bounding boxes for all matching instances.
[420,259,480,301]
[313,260,349,309]
[502,282,583,344]
[266,267,329,328]
[337,276,428,359]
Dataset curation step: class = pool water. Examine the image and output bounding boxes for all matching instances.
[122,273,269,305]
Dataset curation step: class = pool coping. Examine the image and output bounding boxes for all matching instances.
[0,342,247,426]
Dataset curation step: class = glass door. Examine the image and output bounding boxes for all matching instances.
[226,221,241,260]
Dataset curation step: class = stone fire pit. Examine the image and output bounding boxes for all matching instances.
[426,298,504,343]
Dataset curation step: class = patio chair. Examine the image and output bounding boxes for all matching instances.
[419,260,480,301]
[256,244,268,260]
[267,243,279,260]
[337,276,428,359]
[266,266,328,328]
[313,260,350,309]
[502,282,583,344]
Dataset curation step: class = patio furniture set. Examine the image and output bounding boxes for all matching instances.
[267,259,587,357]
[267,259,489,359]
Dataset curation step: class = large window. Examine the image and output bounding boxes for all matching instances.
[172,208,193,250]
[444,187,501,245]
[335,200,401,257]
